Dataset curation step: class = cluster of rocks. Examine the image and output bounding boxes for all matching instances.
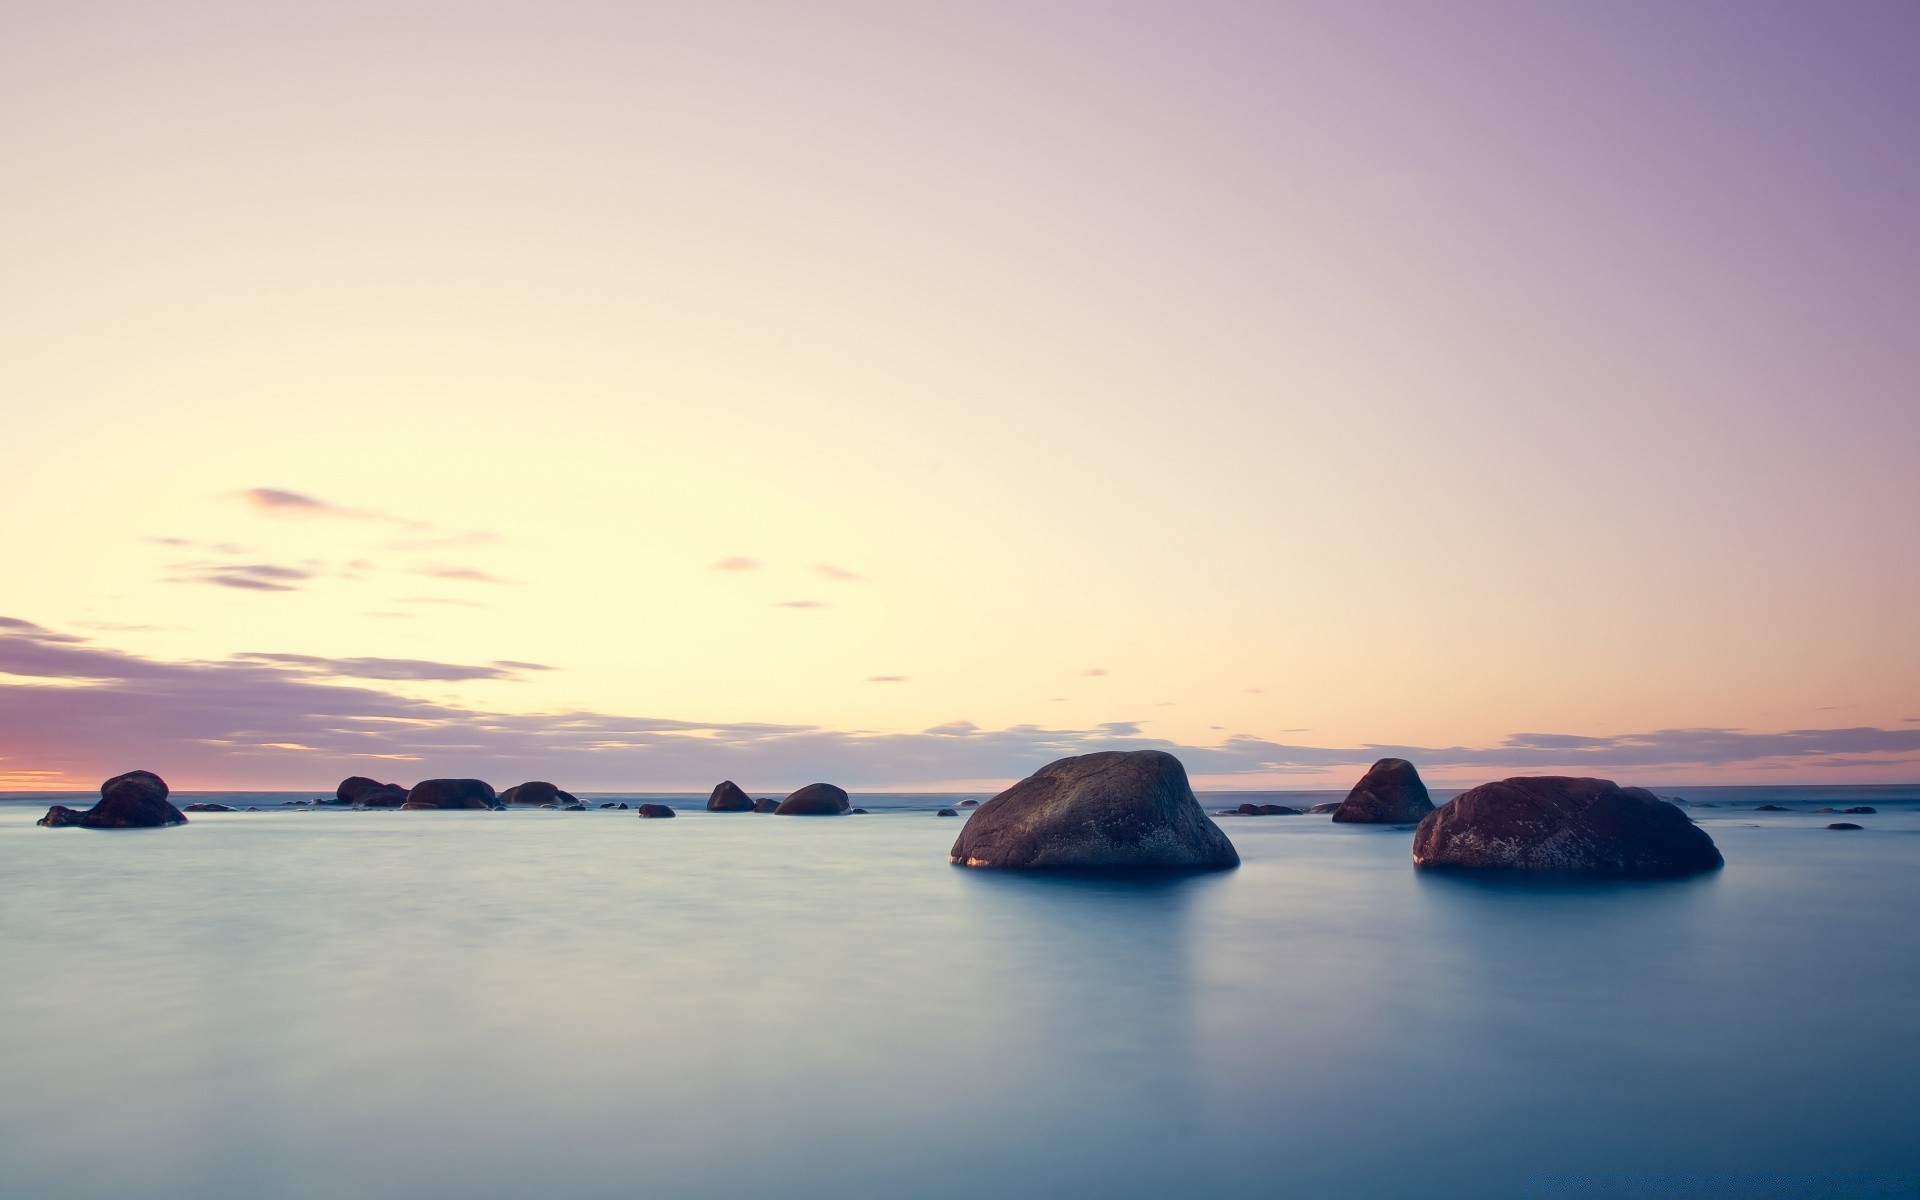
[37,770,186,828]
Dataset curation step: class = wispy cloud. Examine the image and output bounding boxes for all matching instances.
[713,557,760,571]
[867,675,908,683]
[415,566,514,584]
[814,564,863,581]
[776,600,828,609]
[235,487,416,525]
[398,596,487,608]
[7,617,1920,789]
[1083,668,1108,677]
[168,562,317,592]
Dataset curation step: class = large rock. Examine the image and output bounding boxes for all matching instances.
[1411,776,1723,877]
[949,750,1238,871]
[707,781,754,812]
[636,803,676,819]
[38,770,187,829]
[775,783,850,815]
[499,781,577,806]
[400,778,497,810]
[338,776,409,807]
[1332,758,1435,824]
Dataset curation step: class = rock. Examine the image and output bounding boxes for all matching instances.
[598,802,618,809]
[1844,806,1877,815]
[753,798,779,813]
[636,803,676,818]
[540,804,557,809]
[949,750,1238,871]
[400,778,497,810]
[959,799,979,808]
[850,807,869,814]
[1816,807,1839,813]
[1754,804,1789,812]
[338,776,409,807]
[1332,758,1435,824]
[775,783,850,815]
[181,803,237,813]
[1827,822,1864,830]
[707,780,754,812]
[937,808,959,817]
[562,803,588,811]
[247,807,259,812]
[499,781,578,806]
[1233,802,1302,816]
[1412,776,1723,877]
[1690,801,1718,808]
[1307,801,1341,814]
[617,803,630,810]
[38,770,188,829]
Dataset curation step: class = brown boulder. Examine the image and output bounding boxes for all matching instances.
[337,776,409,807]
[636,803,676,818]
[753,798,779,812]
[707,781,754,812]
[400,778,497,810]
[1332,759,1435,824]
[499,781,578,806]
[775,783,850,815]
[950,750,1238,871]
[1412,776,1723,877]
[38,770,187,829]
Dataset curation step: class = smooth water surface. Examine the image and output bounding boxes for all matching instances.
[2,789,1917,1199]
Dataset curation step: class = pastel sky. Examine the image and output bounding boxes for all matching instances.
[3,2,1917,791]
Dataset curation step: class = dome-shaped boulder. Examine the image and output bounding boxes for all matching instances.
[707,781,754,812]
[636,803,676,818]
[338,776,409,807]
[499,781,577,806]
[1412,776,1722,877]
[400,778,497,810]
[775,783,850,815]
[1332,759,1435,824]
[39,770,187,829]
[949,750,1238,871]
[753,798,779,812]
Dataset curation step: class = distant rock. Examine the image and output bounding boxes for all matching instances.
[338,776,409,808]
[616,803,630,810]
[540,804,556,809]
[1690,801,1718,808]
[707,780,754,812]
[775,783,850,815]
[181,803,237,813]
[1816,807,1839,813]
[959,800,979,808]
[400,778,497,810]
[1844,806,1877,815]
[636,803,675,818]
[937,808,959,817]
[562,803,587,811]
[1412,776,1723,877]
[950,750,1238,871]
[1827,822,1864,830]
[1754,804,1789,812]
[1332,759,1435,825]
[1306,801,1341,814]
[850,807,869,814]
[598,802,618,809]
[1230,802,1302,816]
[753,799,779,813]
[499,781,578,806]
[38,770,188,829]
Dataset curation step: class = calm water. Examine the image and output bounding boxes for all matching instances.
[2,786,1917,1199]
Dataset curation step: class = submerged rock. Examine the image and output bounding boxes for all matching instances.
[1332,758,1435,824]
[499,781,578,806]
[937,808,959,817]
[562,803,588,811]
[950,750,1238,871]
[1827,822,1864,830]
[636,803,675,818]
[753,799,779,813]
[707,780,754,812]
[181,803,236,813]
[338,776,409,807]
[39,770,188,829]
[1844,806,1877,815]
[400,778,497,810]
[1754,804,1789,812]
[959,799,979,808]
[775,783,851,815]
[1412,776,1723,877]
[850,807,870,814]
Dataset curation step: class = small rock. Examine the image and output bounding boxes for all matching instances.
[937,808,959,817]
[562,803,588,811]
[636,803,676,818]
[1754,804,1789,812]
[959,799,979,808]
[499,781,578,806]
[850,808,869,814]
[182,803,237,813]
[1844,806,1877,815]
[753,799,779,812]
[1827,822,1864,830]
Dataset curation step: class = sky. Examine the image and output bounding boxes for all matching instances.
[3,1,1918,791]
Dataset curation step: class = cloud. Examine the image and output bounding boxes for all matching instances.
[168,562,317,592]
[867,675,908,683]
[713,557,760,571]
[415,566,513,584]
[7,617,1920,789]
[814,564,863,581]
[384,532,501,552]
[1083,668,1108,677]
[399,596,487,608]
[776,600,828,609]
[235,487,419,526]
[232,653,550,682]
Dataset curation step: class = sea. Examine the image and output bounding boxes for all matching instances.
[2,785,1916,1200]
